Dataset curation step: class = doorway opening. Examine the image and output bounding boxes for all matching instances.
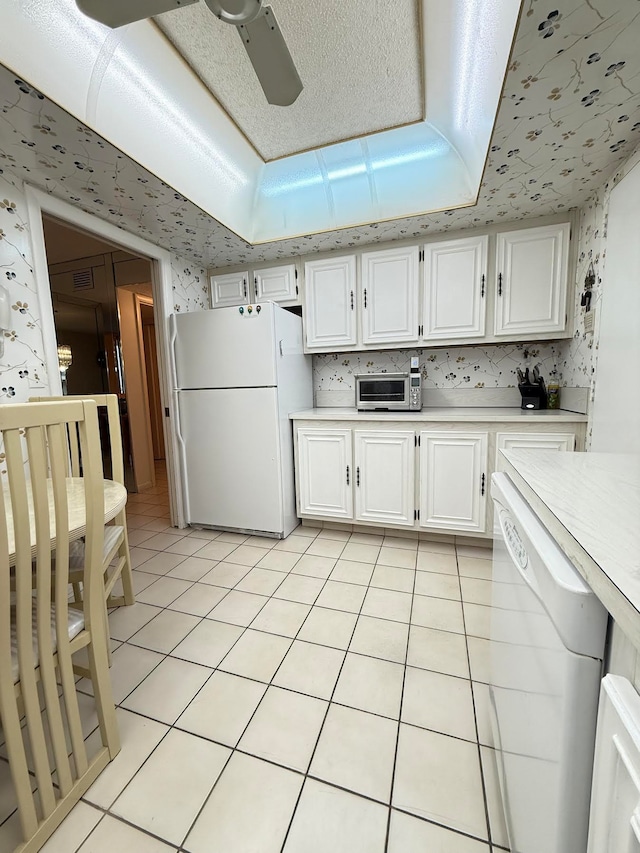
[42,215,166,495]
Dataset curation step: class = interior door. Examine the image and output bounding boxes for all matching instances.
[178,387,282,533]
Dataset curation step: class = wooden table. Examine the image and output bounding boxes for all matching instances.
[5,478,127,565]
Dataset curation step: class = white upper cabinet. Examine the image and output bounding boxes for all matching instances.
[423,235,488,340]
[361,246,420,345]
[210,270,249,308]
[296,428,353,519]
[304,255,357,350]
[254,263,297,303]
[354,430,415,526]
[419,431,488,532]
[495,223,570,336]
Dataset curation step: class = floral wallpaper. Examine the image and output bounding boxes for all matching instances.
[0,0,639,270]
[314,342,566,395]
[170,258,208,314]
[0,170,48,402]
[0,169,207,405]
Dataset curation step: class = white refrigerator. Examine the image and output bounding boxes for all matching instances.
[171,302,313,537]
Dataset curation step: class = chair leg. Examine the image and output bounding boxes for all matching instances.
[86,624,120,760]
[117,526,135,607]
[102,594,112,667]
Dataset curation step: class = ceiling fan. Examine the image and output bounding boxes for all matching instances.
[75,0,303,106]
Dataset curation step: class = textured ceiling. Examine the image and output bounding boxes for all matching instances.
[0,0,639,268]
[155,0,423,161]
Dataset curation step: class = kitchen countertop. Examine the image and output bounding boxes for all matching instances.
[501,449,640,649]
[290,407,588,422]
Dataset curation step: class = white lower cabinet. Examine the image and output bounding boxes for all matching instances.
[419,431,488,532]
[354,430,415,526]
[296,429,352,519]
[294,420,583,534]
[497,431,575,453]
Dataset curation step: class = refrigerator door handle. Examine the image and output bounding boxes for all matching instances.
[279,340,283,357]
[169,313,179,391]
[173,390,190,522]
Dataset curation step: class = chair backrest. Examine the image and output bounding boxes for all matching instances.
[0,399,105,840]
[30,394,125,486]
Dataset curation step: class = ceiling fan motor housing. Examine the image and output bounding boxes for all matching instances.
[204,0,264,26]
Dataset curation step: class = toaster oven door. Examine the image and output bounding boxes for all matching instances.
[357,376,408,409]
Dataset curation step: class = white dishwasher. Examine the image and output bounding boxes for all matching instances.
[489,472,608,853]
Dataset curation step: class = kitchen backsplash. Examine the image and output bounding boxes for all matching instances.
[314,341,567,398]
[0,169,206,404]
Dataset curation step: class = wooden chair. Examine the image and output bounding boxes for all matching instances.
[0,399,120,852]
[30,395,135,610]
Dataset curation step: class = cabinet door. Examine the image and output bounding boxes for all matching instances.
[423,235,487,340]
[254,264,297,303]
[210,271,249,308]
[304,256,357,349]
[296,429,353,519]
[495,223,570,336]
[419,432,488,532]
[354,430,415,526]
[495,431,575,472]
[496,432,575,453]
[361,246,419,345]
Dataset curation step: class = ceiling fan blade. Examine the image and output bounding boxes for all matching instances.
[237,5,303,106]
[76,0,199,29]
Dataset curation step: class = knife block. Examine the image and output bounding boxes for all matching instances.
[519,383,547,410]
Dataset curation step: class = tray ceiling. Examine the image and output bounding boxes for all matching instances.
[155,0,424,161]
[0,0,639,268]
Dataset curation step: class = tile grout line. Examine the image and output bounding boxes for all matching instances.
[276,537,375,853]
[382,546,418,853]
[457,545,495,851]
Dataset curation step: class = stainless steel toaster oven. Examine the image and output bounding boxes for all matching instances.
[355,372,421,411]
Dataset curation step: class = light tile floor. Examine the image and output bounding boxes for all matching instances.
[0,463,510,853]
